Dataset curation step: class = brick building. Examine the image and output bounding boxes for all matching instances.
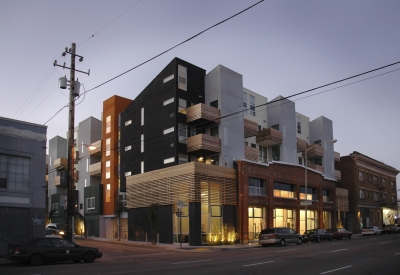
[336,151,399,233]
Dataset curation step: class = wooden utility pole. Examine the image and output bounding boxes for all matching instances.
[53,43,89,242]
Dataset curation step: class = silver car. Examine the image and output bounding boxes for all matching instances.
[259,227,303,246]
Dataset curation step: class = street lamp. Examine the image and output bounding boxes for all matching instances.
[303,139,337,233]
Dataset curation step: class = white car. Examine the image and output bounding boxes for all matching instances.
[362,226,382,236]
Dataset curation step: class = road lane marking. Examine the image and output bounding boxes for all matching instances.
[320,265,352,274]
[172,259,212,265]
[332,249,347,253]
[380,241,390,244]
[277,248,298,252]
[244,261,274,267]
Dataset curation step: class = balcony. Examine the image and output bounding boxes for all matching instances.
[305,144,323,159]
[186,103,220,126]
[187,134,221,155]
[297,138,308,152]
[256,128,282,147]
[335,170,341,181]
[53,175,66,186]
[89,140,102,156]
[245,146,258,162]
[308,164,324,174]
[54,158,67,169]
[74,150,79,164]
[89,162,102,177]
[244,118,258,138]
[334,151,340,162]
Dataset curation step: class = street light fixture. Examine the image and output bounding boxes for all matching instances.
[303,139,337,233]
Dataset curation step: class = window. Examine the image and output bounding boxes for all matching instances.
[164,157,175,164]
[178,123,187,143]
[259,146,267,163]
[105,161,110,179]
[210,100,218,108]
[211,205,222,217]
[249,207,263,218]
[271,124,279,131]
[106,116,111,134]
[163,74,174,83]
[125,171,131,177]
[300,186,317,200]
[106,138,111,156]
[141,108,144,126]
[249,178,265,195]
[124,120,132,126]
[382,193,387,202]
[86,197,95,212]
[179,153,188,164]
[163,97,174,106]
[36,239,52,247]
[249,95,255,116]
[210,155,219,166]
[297,116,301,134]
[391,181,395,189]
[298,157,303,165]
[141,134,144,152]
[242,92,247,113]
[358,171,364,181]
[323,190,332,202]
[315,158,322,166]
[392,195,396,203]
[125,145,131,151]
[0,154,30,191]
[360,189,365,199]
[382,178,386,186]
[272,146,280,161]
[106,184,111,202]
[374,192,378,201]
[163,127,174,135]
[210,126,218,138]
[141,161,144,174]
[178,65,187,91]
[178,98,187,114]
[373,176,377,184]
[274,182,295,198]
[52,203,59,215]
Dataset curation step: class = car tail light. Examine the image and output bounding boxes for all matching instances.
[14,247,20,255]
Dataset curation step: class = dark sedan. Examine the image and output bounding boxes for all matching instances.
[302,228,333,243]
[326,228,352,239]
[7,237,102,266]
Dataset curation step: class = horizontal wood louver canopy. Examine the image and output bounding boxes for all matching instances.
[126,162,236,208]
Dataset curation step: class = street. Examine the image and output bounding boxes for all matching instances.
[1,234,400,275]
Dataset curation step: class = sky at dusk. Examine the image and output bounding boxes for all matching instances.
[1,0,399,187]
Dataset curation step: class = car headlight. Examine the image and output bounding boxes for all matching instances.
[59,231,65,235]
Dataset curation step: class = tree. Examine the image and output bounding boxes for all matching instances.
[148,203,159,245]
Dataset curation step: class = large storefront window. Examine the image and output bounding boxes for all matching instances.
[323,211,331,229]
[300,210,318,233]
[248,207,265,240]
[274,208,296,230]
[173,205,189,243]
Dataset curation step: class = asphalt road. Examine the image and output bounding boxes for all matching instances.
[2,234,400,275]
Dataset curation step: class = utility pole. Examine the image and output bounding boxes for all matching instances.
[54,43,89,242]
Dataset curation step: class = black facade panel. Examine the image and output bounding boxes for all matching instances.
[223,205,237,233]
[189,202,202,246]
[84,184,103,216]
[120,58,206,190]
[128,205,173,244]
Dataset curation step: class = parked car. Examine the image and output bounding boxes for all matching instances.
[361,226,382,236]
[44,228,58,236]
[326,228,352,240]
[302,228,333,243]
[258,227,303,246]
[381,225,400,234]
[46,223,66,238]
[7,237,102,266]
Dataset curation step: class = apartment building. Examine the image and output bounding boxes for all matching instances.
[121,58,342,245]
[0,116,47,255]
[336,151,399,233]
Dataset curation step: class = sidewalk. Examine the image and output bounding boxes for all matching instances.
[77,235,262,252]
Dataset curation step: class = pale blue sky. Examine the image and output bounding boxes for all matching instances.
[1,0,399,187]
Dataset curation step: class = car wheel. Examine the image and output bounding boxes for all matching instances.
[348,234,352,239]
[317,237,321,243]
[280,239,286,246]
[262,244,268,247]
[296,238,302,245]
[329,236,333,241]
[83,252,96,263]
[374,232,377,236]
[29,254,44,266]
